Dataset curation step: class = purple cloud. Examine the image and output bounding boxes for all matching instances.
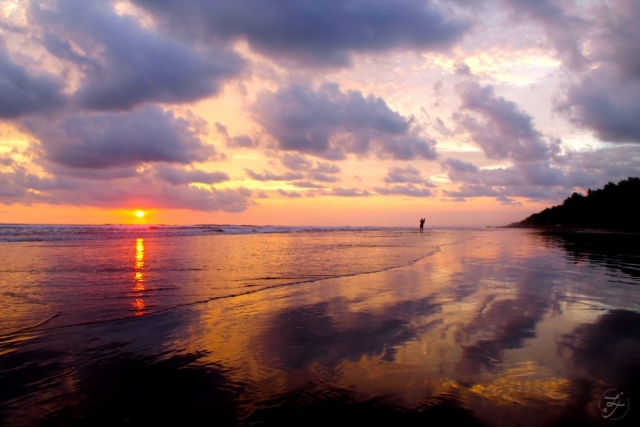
[0,45,65,118]
[332,187,371,197]
[254,82,437,160]
[155,165,229,186]
[0,166,252,212]
[383,165,428,184]
[553,1,640,143]
[246,169,304,181]
[455,81,560,161]
[500,0,587,69]
[29,0,244,111]
[132,0,469,68]
[375,184,433,197]
[441,157,479,173]
[277,189,302,198]
[24,106,217,169]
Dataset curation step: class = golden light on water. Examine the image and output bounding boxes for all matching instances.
[132,238,146,315]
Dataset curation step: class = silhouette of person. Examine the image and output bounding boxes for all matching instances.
[419,218,425,233]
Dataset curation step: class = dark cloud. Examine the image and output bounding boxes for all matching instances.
[455,81,560,161]
[0,170,30,203]
[500,0,586,69]
[554,1,640,143]
[0,45,64,118]
[307,162,341,182]
[39,162,140,181]
[24,106,217,169]
[280,153,313,171]
[291,181,326,189]
[443,144,640,203]
[375,184,433,197]
[332,187,371,197]
[29,0,244,111]
[277,189,302,198]
[454,62,472,76]
[280,154,341,183]
[215,123,258,148]
[132,0,469,68]
[312,162,341,174]
[556,67,640,143]
[441,157,479,173]
[307,172,339,183]
[246,169,304,181]
[155,165,229,186]
[254,82,437,161]
[377,166,435,197]
[383,165,426,184]
[0,167,252,212]
[444,184,500,200]
[378,135,438,161]
[228,135,257,148]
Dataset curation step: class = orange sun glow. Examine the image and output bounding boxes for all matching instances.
[135,210,145,218]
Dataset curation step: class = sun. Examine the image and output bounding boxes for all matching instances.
[135,210,145,218]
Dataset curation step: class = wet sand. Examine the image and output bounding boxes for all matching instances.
[1,229,639,426]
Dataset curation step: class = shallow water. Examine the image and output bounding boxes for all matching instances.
[1,228,639,426]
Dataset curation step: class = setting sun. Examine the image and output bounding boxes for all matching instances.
[135,210,145,218]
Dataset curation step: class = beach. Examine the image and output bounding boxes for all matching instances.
[1,226,639,426]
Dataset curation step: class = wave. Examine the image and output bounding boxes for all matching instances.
[2,246,441,337]
[0,224,396,243]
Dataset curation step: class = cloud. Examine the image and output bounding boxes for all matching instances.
[375,184,433,197]
[444,184,500,200]
[155,165,229,186]
[228,135,257,148]
[307,162,341,182]
[0,166,252,212]
[254,82,437,160]
[441,157,479,173]
[0,45,65,118]
[269,155,342,183]
[499,0,587,69]
[24,105,217,169]
[332,187,371,197]
[291,181,326,189]
[132,0,469,68]
[557,71,640,143]
[277,189,302,198]
[280,153,313,171]
[455,81,559,161]
[246,169,304,181]
[215,123,258,148]
[443,144,640,203]
[280,154,341,181]
[383,165,427,184]
[29,0,244,111]
[554,1,640,143]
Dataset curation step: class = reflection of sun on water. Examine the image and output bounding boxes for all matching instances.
[132,238,145,315]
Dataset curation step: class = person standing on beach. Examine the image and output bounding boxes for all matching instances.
[419,218,425,233]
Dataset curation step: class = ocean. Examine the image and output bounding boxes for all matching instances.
[1,225,639,426]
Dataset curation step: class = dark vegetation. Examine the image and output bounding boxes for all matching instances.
[509,177,640,230]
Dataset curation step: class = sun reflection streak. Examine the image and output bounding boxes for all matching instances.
[132,238,145,315]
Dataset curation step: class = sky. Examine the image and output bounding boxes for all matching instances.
[1,0,639,227]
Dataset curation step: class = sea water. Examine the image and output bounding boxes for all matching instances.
[0,226,639,426]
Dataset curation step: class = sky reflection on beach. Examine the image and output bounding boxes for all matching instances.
[1,229,639,426]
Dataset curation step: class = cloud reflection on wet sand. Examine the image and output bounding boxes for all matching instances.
[1,229,639,426]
